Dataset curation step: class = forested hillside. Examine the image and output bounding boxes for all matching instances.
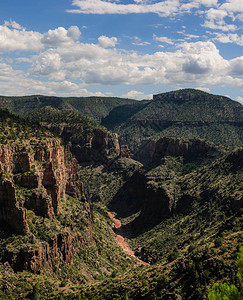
[0,89,242,299]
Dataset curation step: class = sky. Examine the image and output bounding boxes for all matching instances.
[0,0,242,102]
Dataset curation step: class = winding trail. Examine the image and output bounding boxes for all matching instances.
[107,211,149,266]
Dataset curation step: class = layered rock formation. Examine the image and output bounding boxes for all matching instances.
[135,137,215,163]
[47,124,120,165]
[4,226,92,273]
[152,137,214,161]
[0,137,93,273]
[0,139,86,233]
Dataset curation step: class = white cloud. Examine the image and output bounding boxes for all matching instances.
[98,35,117,48]
[121,90,153,100]
[229,57,243,75]
[68,0,221,17]
[0,21,243,98]
[132,36,150,46]
[0,22,42,52]
[25,39,242,92]
[196,86,210,92]
[28,39,243,93]
[0,61,105,97]
[236,96,243,104]
[41,26,81,47]
[213,32,243,45]
[4,20,25,30]
[202,0,243,31]
[68,0,180,17]
[31,50,61,76]
[153,34,174,45]
[0,22,82,53]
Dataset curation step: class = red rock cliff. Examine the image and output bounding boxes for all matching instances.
[0,139,86,233]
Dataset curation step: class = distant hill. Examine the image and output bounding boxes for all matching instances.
[111,89,243,153]
[2,89,242,152]
[0,95,139,122]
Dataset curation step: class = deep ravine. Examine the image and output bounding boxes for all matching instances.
[107,211,149,266]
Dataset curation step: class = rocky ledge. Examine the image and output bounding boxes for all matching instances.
[0,139,86,234]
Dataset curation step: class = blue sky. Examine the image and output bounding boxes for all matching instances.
[0,0,242,102]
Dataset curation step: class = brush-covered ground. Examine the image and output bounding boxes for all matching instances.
[0,89,242,300]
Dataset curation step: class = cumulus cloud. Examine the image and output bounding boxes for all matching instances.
[0,22,82,53]
[0,22,42,52]
[121,90,153,100]
[68,0,221,17]
[0,20,243,98]
[28,39,242,92]
[229,57,243,75]
[41,26,81,47]
[98,35,117,48]
[202,0,243,31]
[0,61,105,97]
[236,96,243,104]
[31,50,61,76]
[67,0,181,17]
[213,32,243,46]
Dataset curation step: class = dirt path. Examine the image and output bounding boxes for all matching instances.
[107,212,149,266]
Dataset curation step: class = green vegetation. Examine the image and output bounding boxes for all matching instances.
[0,89,242,300]
[208,283,241,300]
[207,246,243,300]
[114,89,243,151]
[0,95,140,122]
[0,107,54,145]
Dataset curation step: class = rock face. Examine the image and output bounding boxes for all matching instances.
[0,138,92,273]
[4,226,92,273]
[135,140,156,163]
[137,184,175,227]
[135,137,214,164]
[152,137,214,161]
[0,139,86,234]
[119,145,131,159]
[0,179,29,234]
[153,90,201,102]
[50,125,120,164]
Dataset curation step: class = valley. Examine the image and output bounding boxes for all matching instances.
[0,89,242,299]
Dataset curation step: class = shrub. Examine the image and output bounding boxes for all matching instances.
[214,237,223,248]
[207,283,241,300]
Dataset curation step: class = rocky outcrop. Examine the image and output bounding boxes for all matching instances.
[135,140,156,163]
[0,139,86,233]
[50,125,120,164]
[0,178,29,234]
[3,227,92,273]
[131,183,175,230]
[135,137,214,164]
[119,145,131,159]
[153,90,201,102]
[152,137,214,161]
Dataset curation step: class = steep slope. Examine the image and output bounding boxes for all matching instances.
[0,108,91,272]
[125,144,242,261]
[27,106,120,165]
[0,108,139,299]
[64,144,242,300]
